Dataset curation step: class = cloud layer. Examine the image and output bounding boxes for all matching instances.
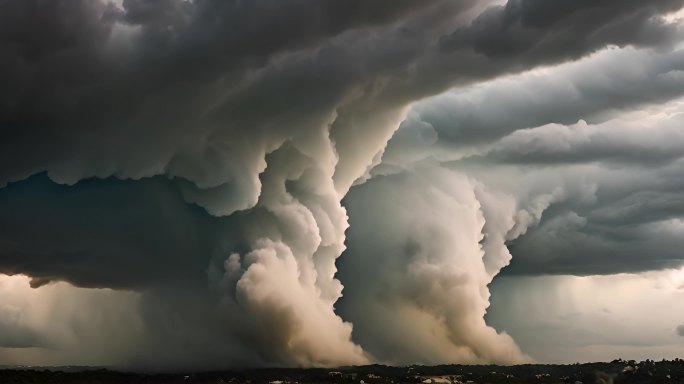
[1,0,684,369]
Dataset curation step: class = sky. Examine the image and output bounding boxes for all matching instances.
[1,0,684,370]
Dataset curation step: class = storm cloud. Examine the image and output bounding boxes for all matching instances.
[1,0,684,369]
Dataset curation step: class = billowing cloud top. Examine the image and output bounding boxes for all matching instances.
[1,0,684,370]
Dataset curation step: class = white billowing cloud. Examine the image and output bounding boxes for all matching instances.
[197,138,371,366]
[224,240,366,366]
[339,166,530,365]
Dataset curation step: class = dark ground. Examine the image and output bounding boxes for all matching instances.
[1,359,683,383]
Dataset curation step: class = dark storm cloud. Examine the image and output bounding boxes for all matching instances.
[2,0,681,189]
[2,0,684,369]
[504,205,684,276]
[441,0,684,66]
[0,174,217,289]
[0,0,462,188]
[366,0,684,104]
[499,161,684,276]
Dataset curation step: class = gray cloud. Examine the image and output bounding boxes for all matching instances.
[677,324,684,337]
[458,140,684,276]
[478,110,684,276]
[379,47,684,169]
[485,114,684,166]
[370,44,684,277]
[441,0,684,66]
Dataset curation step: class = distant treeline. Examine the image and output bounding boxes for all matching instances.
[2,359,684,384]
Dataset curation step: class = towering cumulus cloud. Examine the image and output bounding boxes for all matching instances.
[339,168,525,364]
[0,0,683,369]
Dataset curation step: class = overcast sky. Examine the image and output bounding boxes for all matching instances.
[1,0,684,369]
